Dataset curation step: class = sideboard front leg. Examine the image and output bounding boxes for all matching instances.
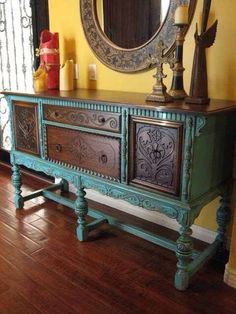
[74,187,89,241]
[60,179,69,193]
[11,164,24,209]
[175,226,193,291]
[216,192,231,248]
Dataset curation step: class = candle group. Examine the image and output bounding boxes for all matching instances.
[175,5,189,25]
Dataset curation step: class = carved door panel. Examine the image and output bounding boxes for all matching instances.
[13,102,40,156]
[129,116,183,195]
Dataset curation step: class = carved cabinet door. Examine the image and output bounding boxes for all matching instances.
[12,101,40,156]
[129,116,183,196]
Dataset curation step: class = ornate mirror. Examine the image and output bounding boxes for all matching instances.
[80,0,196,72]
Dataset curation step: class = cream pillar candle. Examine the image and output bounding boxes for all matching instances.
[59,59,74,91]
[175,5,189,25]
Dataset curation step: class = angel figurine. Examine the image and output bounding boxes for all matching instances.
[186,0,218,104]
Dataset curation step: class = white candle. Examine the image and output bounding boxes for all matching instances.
[175,5,189,25]
[59,60,74,91]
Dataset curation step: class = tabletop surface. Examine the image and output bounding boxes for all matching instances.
[2,88,236,115]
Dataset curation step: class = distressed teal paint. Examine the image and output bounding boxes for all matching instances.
[181,115,194,202]
[87,217,108,231]
[121,107,128,183]
[7,97,15,151]
[75,187,89,241]
[11,163,24,209]
[41,97,122,113]
[195,116,207,136]
[216,194,231,244]
[188,240,219,276]
[6,92,235,291]
[12,150,185,213]
[23,182,62,201]
[43,189,74,208]
[38,100,45,159]
[190,114,234,201]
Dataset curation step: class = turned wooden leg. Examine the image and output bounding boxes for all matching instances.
[216,193,231,249]
[175,226,193,291]
[74,187,89,241]
[11,164,24,209]
[61,179,69,192]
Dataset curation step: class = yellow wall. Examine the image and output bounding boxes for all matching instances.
[48,0,236,100]
[48,0,236,231]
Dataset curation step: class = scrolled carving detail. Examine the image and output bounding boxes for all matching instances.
[182,116,194,201]
[134,122,181,194]
[81,177,180,219]
[44,106,120,132]
[195,116,207,136]
[14,154,77,184]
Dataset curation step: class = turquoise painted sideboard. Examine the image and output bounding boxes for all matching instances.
[3,89,236,290]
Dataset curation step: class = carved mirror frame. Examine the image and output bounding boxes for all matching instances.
[80,0,196,72]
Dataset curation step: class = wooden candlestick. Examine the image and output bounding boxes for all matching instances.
[169,24,188,99]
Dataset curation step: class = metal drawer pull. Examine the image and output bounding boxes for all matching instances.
[100,154,108,164]
[98,116,106,123]
[55,144,62,152]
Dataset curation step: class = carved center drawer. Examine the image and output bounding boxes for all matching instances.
[43,105,121,133]
[45,125,120,180]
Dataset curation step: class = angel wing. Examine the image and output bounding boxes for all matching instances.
[199,20,218,48]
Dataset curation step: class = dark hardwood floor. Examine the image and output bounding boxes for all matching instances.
[0,164,236,314]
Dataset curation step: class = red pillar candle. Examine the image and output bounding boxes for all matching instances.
[39,30,60,89]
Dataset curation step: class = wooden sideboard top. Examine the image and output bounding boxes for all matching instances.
[2,88,236,115]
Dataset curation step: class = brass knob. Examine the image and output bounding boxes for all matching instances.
[101,154,108,164]
[55,144,62,152]
[98,116,106,123]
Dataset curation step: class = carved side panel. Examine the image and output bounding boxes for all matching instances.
[45,125,120,180]
[13,102,40,155]
[129,117,183,195]
[43,105,121,133]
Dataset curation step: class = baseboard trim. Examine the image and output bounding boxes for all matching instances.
[224,263,236,289]
[85,189,217,244]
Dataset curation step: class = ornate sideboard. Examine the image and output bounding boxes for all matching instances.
[3,89,236,290]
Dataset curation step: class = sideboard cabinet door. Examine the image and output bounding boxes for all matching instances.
[129,116,183,196]
[12,101,40,156]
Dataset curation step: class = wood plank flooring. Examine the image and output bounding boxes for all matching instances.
[0,164,236,314]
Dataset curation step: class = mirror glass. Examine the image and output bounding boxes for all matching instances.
[96,0,170,49]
